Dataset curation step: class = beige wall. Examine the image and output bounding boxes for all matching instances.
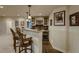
[0,16,26,35]
[49,6,68,52]
[0,18,7,35]
[0,17,15,35]
[49,5,79,53]
[68,6,79,52]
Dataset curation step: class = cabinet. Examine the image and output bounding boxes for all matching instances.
[32,16,49,29]
[32,16,49,41]
[32,16,49,25]
[35,17,44,25]
[44,17,49,26]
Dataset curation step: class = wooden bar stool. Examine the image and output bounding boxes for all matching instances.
[10,28,20,52]
[19,33,33,53]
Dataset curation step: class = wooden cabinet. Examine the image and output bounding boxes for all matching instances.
[32,16,49,26]
[32,16,49,41]
[32,16,49,30]
[44,17,49,26]
[35,17,44,25]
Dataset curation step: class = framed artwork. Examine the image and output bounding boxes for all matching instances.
[54,11,65,26]
[15,20,19,27]
[50,19,52,26]
[21,21,25,26]
[70,12,79,26]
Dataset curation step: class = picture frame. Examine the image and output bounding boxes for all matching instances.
[54,11,65,26]
[21,21,25,26]
[70,12,79,26]
[15,20,19,27]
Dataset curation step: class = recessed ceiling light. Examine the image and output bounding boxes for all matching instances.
[2,14,6,16]
[0,6,4,8]
[39,13,42,16]
[17,14,20,16]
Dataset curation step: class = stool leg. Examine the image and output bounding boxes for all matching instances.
[19,46,20,53]
[15,47,16,53]
[31,45,32,53]
[25,47,27,53]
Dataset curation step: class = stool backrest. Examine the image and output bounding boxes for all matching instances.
[10,28,15,37]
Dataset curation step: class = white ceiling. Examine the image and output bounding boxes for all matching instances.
[0,5,65,16]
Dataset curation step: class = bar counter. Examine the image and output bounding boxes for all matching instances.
[23,28,43,53]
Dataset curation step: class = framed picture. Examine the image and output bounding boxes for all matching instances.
[15,20,19,27]
[54,11,65,26]
[70,12,79,26]
[50,19,52,26]
[21,21,25,26]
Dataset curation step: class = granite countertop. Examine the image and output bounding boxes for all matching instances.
[24,28,48,33]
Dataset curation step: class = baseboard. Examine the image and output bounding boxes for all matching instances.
[49,39,65,53]
[53,46,65,53]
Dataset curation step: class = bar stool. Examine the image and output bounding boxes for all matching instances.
[15,27,33,53]
[10,28,20,52]
[18,33,33,53]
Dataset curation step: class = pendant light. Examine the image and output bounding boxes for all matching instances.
[28,5,32,19]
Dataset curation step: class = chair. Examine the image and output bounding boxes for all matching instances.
[16,27,22,36]
[10,28,20,52]
[15,27,33,53]
[19,33,32,53]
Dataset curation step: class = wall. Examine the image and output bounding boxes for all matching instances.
[0,16,26,35]
[68,6,79,52]
[49,5,79,53]
[16,17,26,28]
[0,17,7,35]
[0,17,15,35]
[49,6,69,52]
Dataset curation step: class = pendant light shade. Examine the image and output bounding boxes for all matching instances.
[28,5,32,19]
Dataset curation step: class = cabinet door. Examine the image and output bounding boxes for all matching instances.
[35,17,44,25]
[44,17,48,26]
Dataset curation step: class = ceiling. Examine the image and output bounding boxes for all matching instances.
[0,5,65,16]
